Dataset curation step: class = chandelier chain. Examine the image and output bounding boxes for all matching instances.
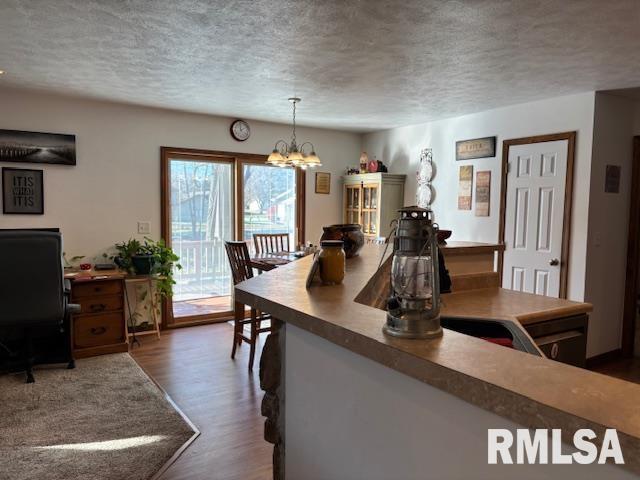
[291,100,297,146]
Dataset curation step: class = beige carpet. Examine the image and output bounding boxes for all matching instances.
[0,353,196,480]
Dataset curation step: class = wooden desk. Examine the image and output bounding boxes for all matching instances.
[64,269,162,357]
[65,269,128,358]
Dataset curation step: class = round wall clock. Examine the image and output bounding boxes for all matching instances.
[230,119,251,142]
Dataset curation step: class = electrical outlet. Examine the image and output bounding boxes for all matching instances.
[137,221,151,235]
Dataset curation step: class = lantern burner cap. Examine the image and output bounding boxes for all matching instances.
[398,205,432,220]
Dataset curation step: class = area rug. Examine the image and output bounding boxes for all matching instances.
[0,353,197,480]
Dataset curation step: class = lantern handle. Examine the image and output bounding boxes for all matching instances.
[378,225,397,271]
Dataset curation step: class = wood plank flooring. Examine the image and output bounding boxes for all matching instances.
[131,323,272,480]
[593,356,640,384]
[173,296,232,318]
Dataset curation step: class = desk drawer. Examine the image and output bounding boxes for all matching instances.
[77,295,123,314]
[74,313,125,348]
[73,279,123,298]
[525,314,588,368]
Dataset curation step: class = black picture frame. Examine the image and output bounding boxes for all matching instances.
[0,129,76,165]
[455,136,497,161]
[2,167,44,215]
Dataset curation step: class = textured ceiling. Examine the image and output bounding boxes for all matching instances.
[1,0,640,132]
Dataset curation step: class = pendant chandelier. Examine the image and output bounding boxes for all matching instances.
[267,97,321,169]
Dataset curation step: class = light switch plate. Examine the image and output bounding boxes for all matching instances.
[137,221,151,235]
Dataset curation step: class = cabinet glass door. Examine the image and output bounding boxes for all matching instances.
[361,184,378,235]
[345,185,361,225]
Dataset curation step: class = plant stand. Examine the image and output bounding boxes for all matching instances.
[125,275,161,347]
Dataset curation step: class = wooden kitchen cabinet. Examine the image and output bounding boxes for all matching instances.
[342,173,405,239]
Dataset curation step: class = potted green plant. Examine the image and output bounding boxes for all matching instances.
[114,238,181,298]
[140,237,182,298]
[114,238,143,273]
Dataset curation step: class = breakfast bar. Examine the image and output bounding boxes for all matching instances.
[235,245,640,479]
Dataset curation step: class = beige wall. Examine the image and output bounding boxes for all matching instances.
[0,88,361,261]
[362,92,596,305]
[586,93,637,357]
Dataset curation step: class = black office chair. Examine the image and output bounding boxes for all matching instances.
[0,230,79,383]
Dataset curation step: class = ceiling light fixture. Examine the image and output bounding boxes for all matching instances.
[267,97,321,169]
[0,70,5,75]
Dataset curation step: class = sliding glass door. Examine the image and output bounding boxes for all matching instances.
[239,161,298,253]
[161,149,305,327]
[164,152,235,324]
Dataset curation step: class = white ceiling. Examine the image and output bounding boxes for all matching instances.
[1,0,640,132]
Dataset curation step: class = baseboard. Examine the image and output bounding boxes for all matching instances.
[585,348,623,369]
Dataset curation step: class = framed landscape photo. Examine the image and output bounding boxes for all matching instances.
[0,129,76,165]
[315,172,331,194]
[2,167,44,214]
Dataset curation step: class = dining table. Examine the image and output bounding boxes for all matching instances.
[249,251,304,272]
[233,250,308,323]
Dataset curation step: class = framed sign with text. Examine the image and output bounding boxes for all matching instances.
[2,167,44,214]
[315,172,331,194]
[456,136,496,161]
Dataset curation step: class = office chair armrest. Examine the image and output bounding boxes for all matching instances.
[67,303,81,315]
[63,279,80,315]
[64,278,72,295]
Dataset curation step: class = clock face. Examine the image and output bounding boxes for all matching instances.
[231,120,250,141]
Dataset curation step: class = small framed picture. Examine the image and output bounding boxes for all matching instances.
[456,136,496,161]
[315,172,331,194]
[2,167,44,214]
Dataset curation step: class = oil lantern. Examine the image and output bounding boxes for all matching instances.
[384,206,442,339]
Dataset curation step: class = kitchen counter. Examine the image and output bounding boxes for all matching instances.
[442,286,591,325]
[235,244,640,477]
[440,241,503,275]
[441,240,505,255]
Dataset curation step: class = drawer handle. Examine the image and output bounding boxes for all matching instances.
[90,326,107,336]
[551,343,559,359]
[93,287,103,293]
[90,303,107,312]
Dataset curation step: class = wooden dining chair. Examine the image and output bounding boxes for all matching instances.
[253,233,290,255]
[224,241,272,371]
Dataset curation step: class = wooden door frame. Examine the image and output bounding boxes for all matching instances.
[160,147,237,328]
[621,136,640,357]
[160,147,306,329]
[498,131,576,299]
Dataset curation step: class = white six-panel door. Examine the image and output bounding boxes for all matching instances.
[502,140,568,297]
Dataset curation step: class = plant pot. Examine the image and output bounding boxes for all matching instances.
[320,224,365,258]
[131,254,154,275]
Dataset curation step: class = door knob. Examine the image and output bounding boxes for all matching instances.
[549,258,560,266]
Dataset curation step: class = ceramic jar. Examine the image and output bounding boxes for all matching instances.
[320,224,365,258]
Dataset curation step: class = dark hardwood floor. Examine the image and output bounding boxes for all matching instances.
[131,323,272,480]
[593,356,640,384]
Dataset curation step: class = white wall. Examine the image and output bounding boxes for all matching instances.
[0,88,361,260]
[362,92,596,304]
[585,93,636,356]
[286,323,635,480]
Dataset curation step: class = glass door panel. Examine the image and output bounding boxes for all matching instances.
[347,187,355,208]
[241,163,296,254]
[169,158,234,320]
